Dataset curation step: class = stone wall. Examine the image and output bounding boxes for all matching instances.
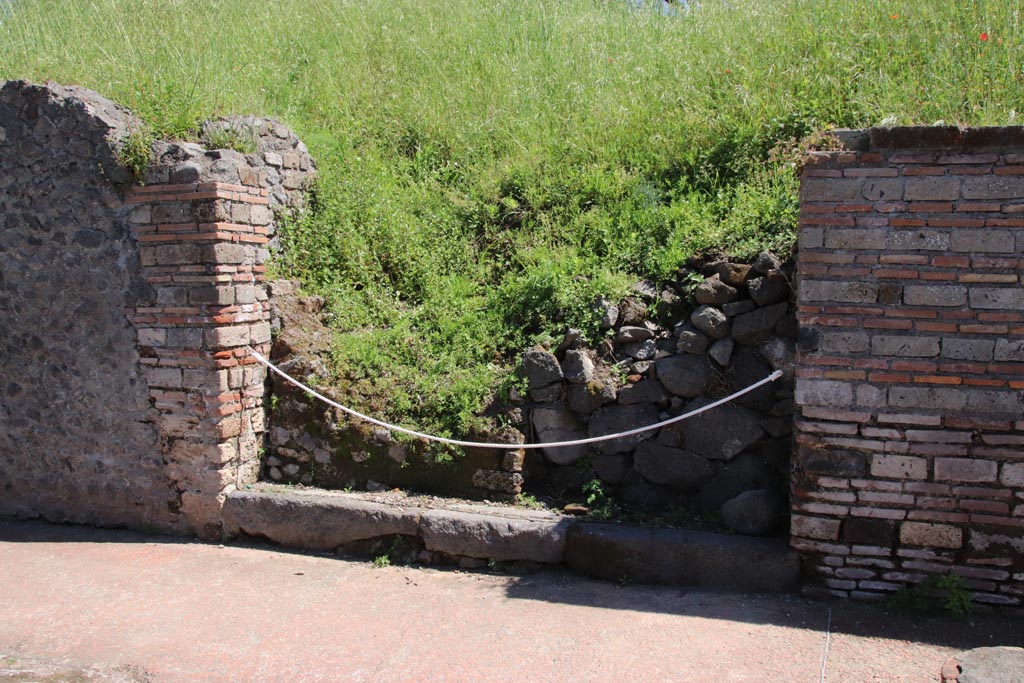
[0,81,174,530]
[0,80,313,538]
[793,127,1024,607]
[265,255,798,537]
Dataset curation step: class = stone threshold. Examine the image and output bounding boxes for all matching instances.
[223,484,801,593]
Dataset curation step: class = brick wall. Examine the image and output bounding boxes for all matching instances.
[794,127,1024,607]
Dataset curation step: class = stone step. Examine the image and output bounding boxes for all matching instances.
[564,523,801,593]
[223,485,800,593]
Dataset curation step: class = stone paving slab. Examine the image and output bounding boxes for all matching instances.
[0,653,149,683]
[941,646,1024,683]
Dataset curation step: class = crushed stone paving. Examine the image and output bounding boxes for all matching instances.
[0,520,1020,683]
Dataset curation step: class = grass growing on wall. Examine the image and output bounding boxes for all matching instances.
[2,0,1021,437]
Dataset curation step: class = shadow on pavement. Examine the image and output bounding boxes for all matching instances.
[501,570,1024,652]
[3,516,1021,655]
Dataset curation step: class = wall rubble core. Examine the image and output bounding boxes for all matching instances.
[0,80,314,538]
[794,126,1024,607]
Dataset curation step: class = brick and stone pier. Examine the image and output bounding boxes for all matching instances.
[0,81,313,539]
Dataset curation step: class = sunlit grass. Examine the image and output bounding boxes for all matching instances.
[2,0,1021,436]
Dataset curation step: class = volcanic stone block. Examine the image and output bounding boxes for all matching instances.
[695,274,739,305]
[655,355,713,398]
[223,489,421,551]
[675,398,764,461]
[588,403,661,455]
[420,507,572,563]
[532,405,588,465]
[690,305,730,339]
[633,442,713,492]
[732,303,789,345]
[565,523,800,592]
[520,347,563,396]
[720,489,786,536]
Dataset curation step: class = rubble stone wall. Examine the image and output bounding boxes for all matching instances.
[267,255,799,535]
[794,126,1024,607]
[0,80,313,538]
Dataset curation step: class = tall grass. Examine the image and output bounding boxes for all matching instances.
[2,0,1021,436]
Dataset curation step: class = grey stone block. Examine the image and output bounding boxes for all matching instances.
[994,339,1024,362]
[588,403,660,455]
[795,379,854,407]
[888,230,949,251]
[825,229,887,250]
[965,390,1023,414]
[822,331,870,354]
[617,379,670,406]
[565,523,800,592]
[420,508,572,563]
[694,274,739,305]
[969,288,1024,310]
[799,227,824,250]
[720,489,786,536]
[953,646,1024,683]
[155,243,201,265]
[748,274,791,306]
[674,398,764,461]
[962,175,1024,199]
[566,381,616,415]
[870,335,939,357]
[889,387,966,411]
[904,285,967,307]
[708,337,735,366]
[561,349,595,384]
[675,323,710,353]
[861,178,904,201]
[223,489,421,551]
[532,405,587,465]
[633,442,713,491]
[655,354,714,398]
[950,230,1015,253]
[615,325,654,344]
[904,176,961,201]
[721,300,757,317]
[802,177,863,202]
[190,285,236,305]
[753,250,782,274]
[856,384,887,407]
[731,302,789,345]
[942,338,995,361]
[520,347,563,392]
[690,305,730,339]
[800,280,878,304]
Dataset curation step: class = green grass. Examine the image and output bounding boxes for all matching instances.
[2,0,1021,439]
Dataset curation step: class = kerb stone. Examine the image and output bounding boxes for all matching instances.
[565,523,800,592]
[223,489,421,551]
[420,507,571,563]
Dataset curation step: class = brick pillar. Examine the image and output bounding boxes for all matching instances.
[126,130,314,538]
[793,126,1024,608]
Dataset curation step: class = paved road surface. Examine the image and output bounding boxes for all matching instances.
[0,520,1019,682]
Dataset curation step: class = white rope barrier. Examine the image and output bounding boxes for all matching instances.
[248,347,784,450]
[819,608,832,683]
